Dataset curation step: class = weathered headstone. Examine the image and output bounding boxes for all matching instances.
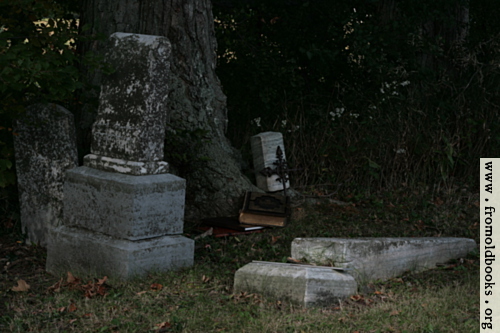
[251,132,290,192]
[83,32,170,175]
[291,237,477,282]
[13,103,78,247]
[46,33,194,279]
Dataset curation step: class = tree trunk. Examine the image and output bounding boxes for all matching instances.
[77,0,256,219]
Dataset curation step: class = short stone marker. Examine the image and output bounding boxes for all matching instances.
[13,103,78,247]
[46,32,194,279]
[291,237,477,282]
[234,261,357,307]
[251,132,290,192]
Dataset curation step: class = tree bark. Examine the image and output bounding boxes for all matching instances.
[77,0,256,219]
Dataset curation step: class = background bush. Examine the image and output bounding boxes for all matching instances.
[214,0,500,192]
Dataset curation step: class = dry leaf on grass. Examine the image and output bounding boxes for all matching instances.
[150,283,163,291]
[155,321,172,329]
[47,272,109,298]
[68,303,77,312]
[12,279,30,292]
[67,271,80,284]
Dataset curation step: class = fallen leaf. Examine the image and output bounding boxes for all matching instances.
[390,310,401,316]
[67,272,80,285]
[202,275,210,283]
[12,279,30,292]
[271,236,281,244]
[68,303,77,312]
[350,294,364,302]
[155,321,171,329]
[58,307,66,313]
[374,290,384,295]
[136,291,148,296]
[67,272,76,283]
[68,319,77,324]
[97,276,108,285]
[150,283,163,291]
[47,278,63,293]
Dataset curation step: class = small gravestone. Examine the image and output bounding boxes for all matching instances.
[46,33,194,279]
[251,132,290,192]
[13,103,78,247]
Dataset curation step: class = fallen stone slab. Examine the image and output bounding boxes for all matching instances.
[291,237,477,282]
[233,261,357,307]
[46,226,194,280]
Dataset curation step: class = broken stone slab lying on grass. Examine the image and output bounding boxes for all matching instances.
[233,261,357,307]
[291,237,477,282]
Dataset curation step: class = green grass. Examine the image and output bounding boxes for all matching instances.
[0,188,479,332]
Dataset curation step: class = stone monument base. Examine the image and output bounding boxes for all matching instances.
[46,226,194,279]
[63,166,186,240]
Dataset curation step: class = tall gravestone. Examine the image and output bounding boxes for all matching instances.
[251,132,290,192]
[13,103,78,247]
[46,33,194,279]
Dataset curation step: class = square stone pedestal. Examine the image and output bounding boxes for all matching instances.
[46,226,194,279]
[63,166,186,240]
[46,166,194,279]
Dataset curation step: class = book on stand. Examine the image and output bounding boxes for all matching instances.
[238,191,289,227]
[201,216,265,231]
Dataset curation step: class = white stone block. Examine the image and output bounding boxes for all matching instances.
[234,261,357,307]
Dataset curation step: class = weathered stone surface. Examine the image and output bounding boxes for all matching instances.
[46,226,194,280]
[64,166,186,240]
[234,261,357,307]
[87,32,171,174]
[291,237,477,282]
[251,132,290,192]
[13,103,78,246]
[84,154,168,175]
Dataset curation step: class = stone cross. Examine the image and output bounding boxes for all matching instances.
[83,32,171,175]
[13,103,78,246]
[251,132,290,192]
